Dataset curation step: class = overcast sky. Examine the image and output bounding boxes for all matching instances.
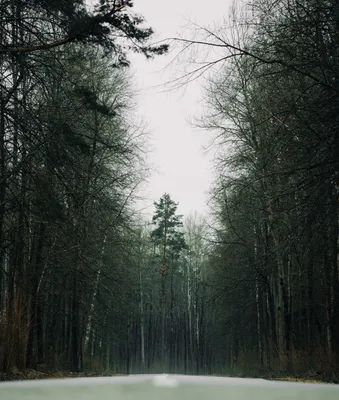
[129,0,232,219]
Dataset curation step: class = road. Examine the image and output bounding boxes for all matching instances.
[1,374,339,399]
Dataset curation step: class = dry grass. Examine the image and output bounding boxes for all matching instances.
[274,377,328,384]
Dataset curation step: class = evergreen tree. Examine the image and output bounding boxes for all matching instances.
[151,193,186,369]
[0,0,168,61]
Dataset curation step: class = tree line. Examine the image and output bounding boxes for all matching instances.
[192,0,339,379]
[0,0,168,373]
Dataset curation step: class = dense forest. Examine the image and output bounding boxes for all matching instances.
[1,0,339,381]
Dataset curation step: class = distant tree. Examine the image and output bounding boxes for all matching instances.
[151,193,186,369]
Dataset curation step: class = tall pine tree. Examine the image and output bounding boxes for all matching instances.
[151,193,186,369]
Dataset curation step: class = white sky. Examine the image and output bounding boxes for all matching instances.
[129,0,232,219]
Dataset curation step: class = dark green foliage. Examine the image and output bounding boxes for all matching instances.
[74,87,112,115]
[0,0,169,65]
[151,193,185,248]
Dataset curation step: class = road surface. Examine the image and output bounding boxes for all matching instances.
[1,374,338,399]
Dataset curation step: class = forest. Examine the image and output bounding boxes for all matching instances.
[0,0,339,382]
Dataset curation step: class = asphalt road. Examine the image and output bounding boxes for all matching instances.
[1,374,339,399]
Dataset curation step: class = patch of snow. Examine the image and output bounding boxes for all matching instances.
[151,374,179,388]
